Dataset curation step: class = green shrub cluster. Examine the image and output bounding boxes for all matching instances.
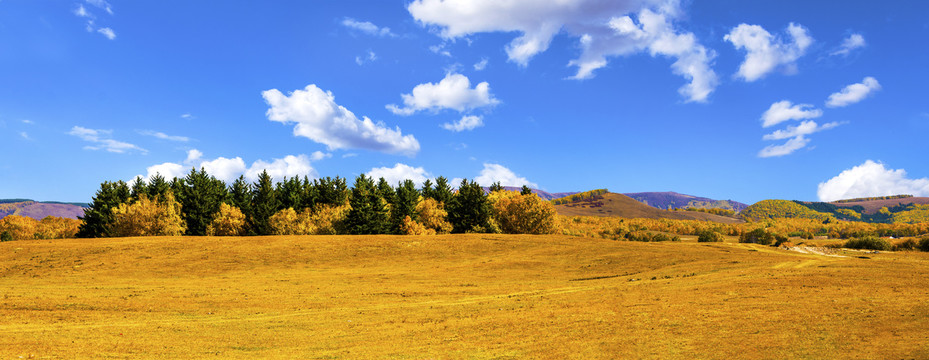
[551,189,608,206]
[844,236,892,251]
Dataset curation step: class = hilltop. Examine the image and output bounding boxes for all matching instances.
[552,191,743,224]
[742,196,929,224]
[623,191,749,212]
[0,200,86,220]
[482,186,578,200]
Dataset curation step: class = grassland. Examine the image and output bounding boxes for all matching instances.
[2,234,929,358]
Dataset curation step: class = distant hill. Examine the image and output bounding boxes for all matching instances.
[742,196,929,224]
[553,192,743,224]
[0,200,87,220]
[623,192,748,212]
[482,187,578,201]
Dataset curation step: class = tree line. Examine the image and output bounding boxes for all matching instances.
[75,168,559,238]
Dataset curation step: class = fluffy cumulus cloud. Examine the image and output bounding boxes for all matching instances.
[366,163,433,185]
[725,23,813,81]
[408,0,718,102]
[830,33,866,57]
[762,120,841,141]
[263,85,420,156]
[761,100,822,128]
[825,77,881,108]
[69,126,146,154]
[817,160,929,202]
[474,163,538,188]
[140,150,321,184]
[387,73,499,115]
[757,136,810,158]
[341,18,396,37]
[442,115,484,132]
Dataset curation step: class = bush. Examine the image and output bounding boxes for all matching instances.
[893,239,917,251]
[918,237,929,252]
[488,191,559,235]
[844,236,892,251]
[207,203,247,236]
[739,228,774,245]
[0,231,12,242]
[697,230,724,243]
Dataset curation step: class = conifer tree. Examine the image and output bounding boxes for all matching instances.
[177,168,228,236]
[521,185,533,196]
[316,176,348,206]
[345,174,389,234]
[276,176,304,212]
[130,177,148,202]
[447,179,492,233]
[433,176,453,205]
[421,179,434,199]
[77,180,131,238]
[489,181,504,193]
[228,175,252,233]
[147,173,171,202]
[376,177,396,205]
[391,179,420,234]
[299,176,319,211]
[249,170,279,235]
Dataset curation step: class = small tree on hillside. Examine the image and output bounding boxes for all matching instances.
[249,170,279,236]
[391,179,420,234]
[77,180,131,238]
[345,174,389,235]
[520,185,533,195]
[489,181,504,193]
[447,179,492,233]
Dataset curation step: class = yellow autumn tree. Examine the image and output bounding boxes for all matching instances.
[34,216,81,239]
[488,191,559,234]
[269,208,302,235]
[110,193,185,237]
[0,215,38,240]
[400,215,434,235]
[415,197,452,234]
[269,204,351,235]
[206,203,246,236]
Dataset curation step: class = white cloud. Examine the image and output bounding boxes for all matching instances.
[244,155,317,182]
[185,149,203,164]
[473,58,488,71]
[355,50,377,65]
[342,153,358,158]
[825,76,881,108]
[429,43,452,57]
[19,132,30,140]
[762,120,841,140]
[145,162,187,181]
[387,73,500,115]
[817,160,929,201]
[86,0,114,15]
[97,27,116,40]
[180,113,194,120]
[310,151,331,161]
[474,163,537,188]
[263,84,420,156]
[69,126,146,154]
[830,33,865,57]
[442,115,484,132]
[757,135,810,158]
[138,130,189,142]
[74,4,93,18]
[761,100,823,128]
[341,18,396,37]
[725,23,813,82]
[366,163,432,186]
[409,0,718,102]
[143,153,319,184]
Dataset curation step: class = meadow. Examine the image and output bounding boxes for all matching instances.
[2,233,929,359]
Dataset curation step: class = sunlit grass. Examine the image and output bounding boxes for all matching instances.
[2,235,928,358]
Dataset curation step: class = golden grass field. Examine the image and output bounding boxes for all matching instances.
[2,234,928,359]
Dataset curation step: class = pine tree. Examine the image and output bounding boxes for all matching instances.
[228,175,252,234]
[521,185,533,195]
[391,179,420,234]
[130,177,148,202]
[376,177,396,205]
[177,168,228,236]
[421,179,434,200]
[249,170,279,235]
[299,176,319,211]
[147,173,171,202]
[316,176,348,206]
[447,179,492,233]
[77,180,131,238]
[433,176,453,205]
[276,176,304,212]
[345,174,389,234]
[489,181,504,193]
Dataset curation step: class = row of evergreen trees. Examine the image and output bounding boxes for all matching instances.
[77,168,545,238]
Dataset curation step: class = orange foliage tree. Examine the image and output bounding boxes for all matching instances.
[0,215,38,240]
[110,193,186,237]
[489,191,559,234]
[207,203,247,236]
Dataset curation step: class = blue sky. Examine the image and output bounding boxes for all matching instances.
[2,0,928,204]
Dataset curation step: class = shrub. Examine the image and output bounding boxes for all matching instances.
[893,239,917,251]
[416,198,452,234]
[0,215,37,240]
[739,228,774,245]
[110,193,186,237]
[0,231,12,242]
[697,230,724,243]
[917,237,929,252]
[400,215,434,235]
[269,208,301,235]
[207,203,247,236]
[488,191,559,234]
[844,236,892,251]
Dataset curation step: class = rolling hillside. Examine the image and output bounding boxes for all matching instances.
[554,192,743,224]
[0,200,86,220]
[623,191,748,212]
[483,187,578,200]
[743,195,929,224]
